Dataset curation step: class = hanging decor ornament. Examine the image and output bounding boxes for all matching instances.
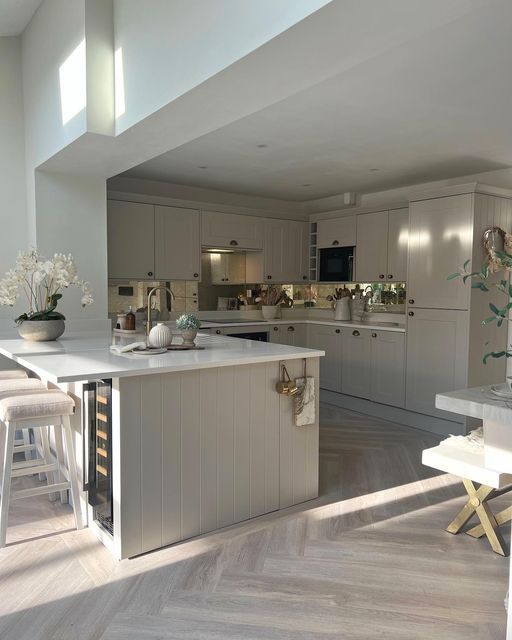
[482,226,512,272]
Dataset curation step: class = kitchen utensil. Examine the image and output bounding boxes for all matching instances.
[276,363,298,395]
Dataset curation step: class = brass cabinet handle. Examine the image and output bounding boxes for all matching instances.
[287,326,295,332]
[216,329,222,334]
[388,274,393,279]
[332,240,339,246]
[147,271,153,277]
[193,273,199,278]
[408,299,415,304]
[408,311,414,317]
[267,275,272,279]
[273,326,279,331]
[372,332,377,338]
[303,275,307,280]
[335,329,341,334]
[230,240,238,246]
[379,274,385,279]
[352,330,360,336]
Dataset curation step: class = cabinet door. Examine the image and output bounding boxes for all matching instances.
[264,219,286,283]
[269,325,283,344]
[317,216,357,249]
[283,221,309,283]
[308,325,342,392]
[370,331,405,407]
[201,211,264,249]
[107,200,155,279]
[154,206,200,281]
[408,194,472,309]
[406,308,468,420]
[355,211,388,282]
[386,208,408,282]
[341,328,371,399]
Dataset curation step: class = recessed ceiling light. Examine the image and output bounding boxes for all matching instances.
[302,183,312,187]
[256,144,268,148]
[198,165,208,169]
[369,168,380,172]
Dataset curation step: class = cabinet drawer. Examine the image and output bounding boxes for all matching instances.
[317,216,356,249]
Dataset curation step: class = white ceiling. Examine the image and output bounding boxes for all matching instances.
[0,0,42,36]
[122,0,512,202]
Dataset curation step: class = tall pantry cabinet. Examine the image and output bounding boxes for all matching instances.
[405,186,512,426]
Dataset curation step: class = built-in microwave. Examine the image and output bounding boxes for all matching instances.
[318,246,354,282]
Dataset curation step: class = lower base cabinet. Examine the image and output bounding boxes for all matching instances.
[307,325,343,392]
[370,331,405,408]
[341,328,371,399]
[270,323,308,347]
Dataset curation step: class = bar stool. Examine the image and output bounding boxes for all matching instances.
[0,389,83,547]
[0,377,45,461]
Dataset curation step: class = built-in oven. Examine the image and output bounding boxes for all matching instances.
[83,379,113,536]
[318,246,354,282]
[227,331,268,342]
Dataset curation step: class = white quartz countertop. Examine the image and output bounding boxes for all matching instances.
[188,318,406,333]
[436,386,512,420]
[0,333,324,384]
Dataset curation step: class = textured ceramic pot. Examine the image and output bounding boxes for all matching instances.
[261,305,278,320]
[17,319,65,342]
[181,329,197,346]
[148,323,173,348]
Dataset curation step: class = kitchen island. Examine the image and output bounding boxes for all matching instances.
[0,333,322,559]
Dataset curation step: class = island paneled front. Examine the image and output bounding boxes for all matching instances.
[0,333,323,559]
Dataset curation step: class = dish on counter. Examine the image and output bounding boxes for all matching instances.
[489,384,512,399]
[131,346,167,355]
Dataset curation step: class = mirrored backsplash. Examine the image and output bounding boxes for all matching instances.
[108,280,406,315]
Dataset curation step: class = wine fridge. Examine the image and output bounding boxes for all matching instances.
[83,379,113,535]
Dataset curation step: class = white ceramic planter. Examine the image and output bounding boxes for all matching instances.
[181,329,197,346]
[17,319,65,342]
[261,305,279,320]
[148,323,173,348]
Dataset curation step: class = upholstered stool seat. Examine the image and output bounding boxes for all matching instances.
[0,389,83,547]
[0,370,28,380]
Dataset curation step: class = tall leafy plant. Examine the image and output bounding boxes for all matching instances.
[449,253,512,363]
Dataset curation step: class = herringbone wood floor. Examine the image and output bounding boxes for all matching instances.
[0,404,508,639]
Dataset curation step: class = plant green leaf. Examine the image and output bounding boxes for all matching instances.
[447,273,460,280]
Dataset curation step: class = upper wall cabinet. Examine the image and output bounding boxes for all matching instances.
[155,206,201,281]
[201,211,264,249]
[107,200,155,280]
[408,194,472,309]
[355,209,409,282]
[107,201,201,281]
[386,208,409,282]
[317,216,356,248]
[264,219,309,283]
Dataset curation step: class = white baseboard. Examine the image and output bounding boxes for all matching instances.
[320,390,468,437]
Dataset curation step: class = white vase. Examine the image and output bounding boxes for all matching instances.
[261,305,278,320]
[17,319,65,342]
[148,323,173,348]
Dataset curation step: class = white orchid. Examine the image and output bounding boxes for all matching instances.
[0,248,94,324]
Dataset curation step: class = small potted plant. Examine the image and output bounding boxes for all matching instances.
[176,314,201,346]
[0,249,93,341]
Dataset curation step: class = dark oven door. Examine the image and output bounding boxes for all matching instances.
[319,246,354,282]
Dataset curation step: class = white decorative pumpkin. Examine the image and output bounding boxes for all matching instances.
[148,323,173,348]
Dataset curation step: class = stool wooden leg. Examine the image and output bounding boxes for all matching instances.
[62,416,83,530]
[22,429,31,462]
[467,506,512,539]
[40,426,57,502]
[53,425,68,504]
[33,428,46,482]
[0,423,15,548]
[446,481,494,534]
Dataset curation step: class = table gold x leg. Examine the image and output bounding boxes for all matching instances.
[446,479,510,556]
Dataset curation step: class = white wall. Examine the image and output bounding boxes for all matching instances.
[34,171,109,328]
[0,37,28,322]
[113,0,331,133]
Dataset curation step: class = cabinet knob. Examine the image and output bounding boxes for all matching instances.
[379,274,385,279]
[147,271,153,277]
[335,329,341,334]
[332,240,339,246]
[372,332,377,338]
[273,326,279,331]
[216,329,222,334]
[230,240,238,246]
[387,274,393,280]
[408,299,414,305]
[287,326,295,332]
[193,273,199,278]
[408,311,414,317]
[303,275,307,280]
[267,275,272,279]
[352,330,360,336]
